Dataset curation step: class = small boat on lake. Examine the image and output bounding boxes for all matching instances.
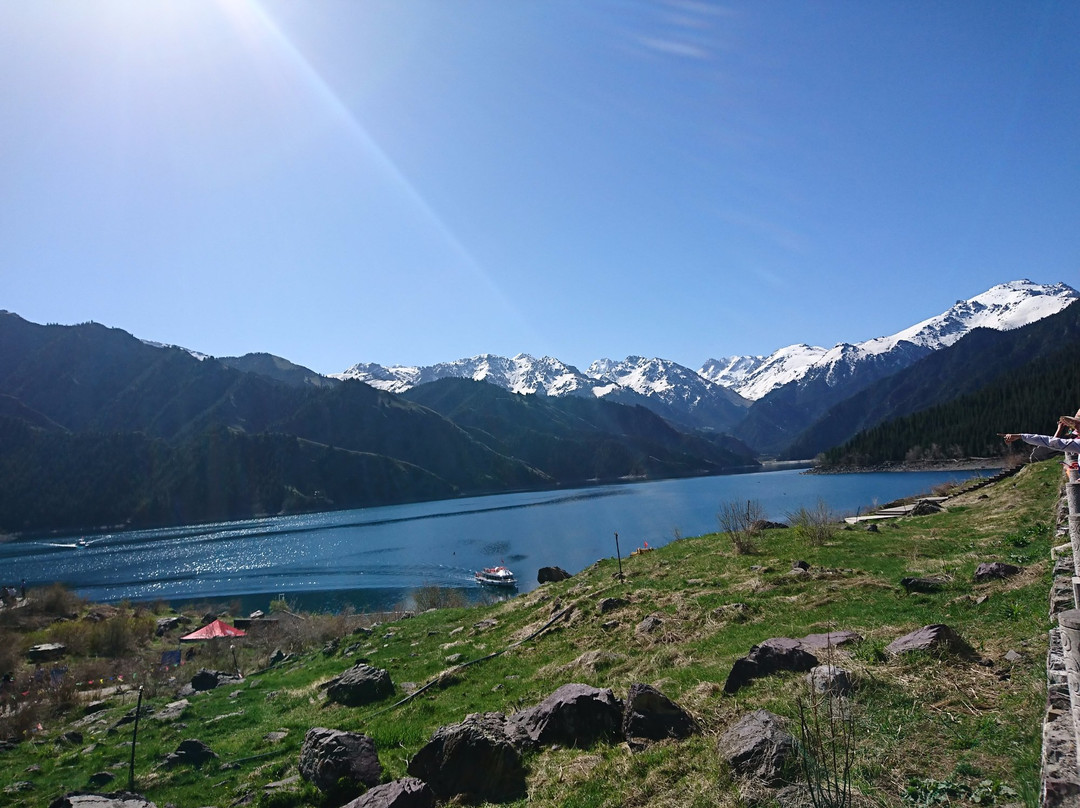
[474,565,517,587]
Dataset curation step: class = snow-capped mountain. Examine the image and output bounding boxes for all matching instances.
[726,279,1079,454]
[336,280,1077,447]
[701,280,1078,401]
[336,354,599,397]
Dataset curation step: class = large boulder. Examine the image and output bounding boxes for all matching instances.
[974,562,1022,582]
[48,794,158,808]
[537,566,572,584]
[187,669,242,692]
[407,712,526,803]
[717,709,797,784]
[26,643,67,663]
[622,683,698,742]
[507,683,622,749]
[885,624,974,657]
[324,663,394,707]
[162,739,217,767]
[299,727,382,793]
[342,777,436,808]
[724,638,819,694]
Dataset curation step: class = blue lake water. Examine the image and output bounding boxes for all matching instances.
[0,467,994,612]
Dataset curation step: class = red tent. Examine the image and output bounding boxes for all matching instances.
[180,619,246,643]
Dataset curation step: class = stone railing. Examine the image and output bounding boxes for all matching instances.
[1045,454,1080,806]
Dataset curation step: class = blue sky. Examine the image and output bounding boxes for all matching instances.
[2,1,1077,375]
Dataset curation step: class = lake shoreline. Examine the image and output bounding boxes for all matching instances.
[806,457,1006,474]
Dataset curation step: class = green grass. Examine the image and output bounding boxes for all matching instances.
[0,460,1064,807]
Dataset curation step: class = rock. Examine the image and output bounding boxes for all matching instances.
[717,709,796,784]
[323,663,394,707]
[537,566,572,583]
[910,499,943,515]
[342,777,436,808]
[865,523,880,533]
[188,669,242,692]
[724,638,819,694]
[974,562,1022,581]
[299,727,382,793]
[635,613,664,635]
[900,576,949,593]
[407,712,526,803]
[87,772,115,788]
[597,597,629,614]
[751,520,788,531]
[5,781,34,793]
[56,731,84,746]
[885,624,974,657]
[48,793,158,808]
[507,683,622,749]
[26,643,66,663]
[806,665,853,696]
[154,616,189,636]
[1004,649,1022,663]
[163,739,217,767]
[798,630,863,652]
[792,560,810,571]
[622,683,698,742]
[153,700,189,722]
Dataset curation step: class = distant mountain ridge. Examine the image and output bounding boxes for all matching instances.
[0,312,757,534]
[334,280,1078,451]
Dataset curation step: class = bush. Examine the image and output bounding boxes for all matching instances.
[787,499,837,547]
[413,585,468,611]
[717,499,764,554]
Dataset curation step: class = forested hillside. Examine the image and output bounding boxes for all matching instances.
[790,300,1080,462]
[818,333,1080,465]
[0,313,755,535]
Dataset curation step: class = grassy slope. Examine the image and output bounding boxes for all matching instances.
[0,461,1060,808]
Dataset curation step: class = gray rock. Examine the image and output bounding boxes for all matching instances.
[635,613,664,635]
[622,683,698,742]
[324,663,394,707]
[798,630,863,651]
[87,772,115,788]
[342,777,436,808]
[163,739,217,767]
[48,794,158,808]
[299,727,382,793]
[188,669,242,692]
[724,638,819,694]
[885,624,974,657]
[900,576,948,593]
[598,597,630,614]
[717,709,796,784]
[806,665,853,696]
[974,562,1022,581]
[508,683,622,749]
[407,712,526,803]
[26,643,66,663]
[792,560,810,571]
[538,566,572,583]
[153,699,189,722]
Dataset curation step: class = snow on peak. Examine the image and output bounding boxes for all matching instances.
[334,354,594,396]
[700,279,1078,400]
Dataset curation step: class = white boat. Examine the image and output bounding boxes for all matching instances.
[474,565,517,587]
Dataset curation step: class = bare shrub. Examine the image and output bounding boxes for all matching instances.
[798,692,855,808]
[718,499,765,554]
[29,583,84,618]
[787,499,837,547]
[413,585,468,611]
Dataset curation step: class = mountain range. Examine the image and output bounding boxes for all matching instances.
[335,280,1078,455]
[1,278,1076,535]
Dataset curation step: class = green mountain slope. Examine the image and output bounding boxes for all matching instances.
[402,378,759,484]
[785,299,1080,461]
